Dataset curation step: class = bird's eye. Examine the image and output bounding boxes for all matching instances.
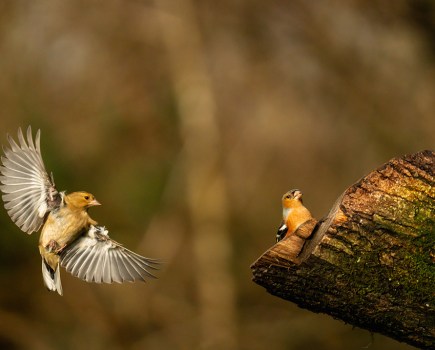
[84,196,89,200]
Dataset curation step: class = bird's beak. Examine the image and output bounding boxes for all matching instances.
[294,190,302,200]
[89,199,101,206]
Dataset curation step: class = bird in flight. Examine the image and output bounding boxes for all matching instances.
[0,127,160,295]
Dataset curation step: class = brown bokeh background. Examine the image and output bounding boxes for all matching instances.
[0,1,434,349]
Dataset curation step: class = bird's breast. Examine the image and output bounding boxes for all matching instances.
[40,208,89,248]
[284,206,313,233]
[282,207,292,220]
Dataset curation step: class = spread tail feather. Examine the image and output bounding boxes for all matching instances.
[41,259,63,296]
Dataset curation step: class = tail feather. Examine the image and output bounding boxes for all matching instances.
[41,259,63,296]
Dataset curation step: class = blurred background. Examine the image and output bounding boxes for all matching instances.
[0,1,434,349]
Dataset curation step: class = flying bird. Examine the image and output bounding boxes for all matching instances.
[276,189,313,242]
[0,127,160,295]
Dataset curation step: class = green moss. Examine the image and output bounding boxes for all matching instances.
[391,252,435,304]
[316,227,435,306]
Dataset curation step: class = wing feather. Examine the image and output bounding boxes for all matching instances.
[60,226,160,284]
[276,221,288,242]
[0,127,60,234]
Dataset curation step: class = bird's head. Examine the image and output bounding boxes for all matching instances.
[65,191,101,209]
[282,189,303,207]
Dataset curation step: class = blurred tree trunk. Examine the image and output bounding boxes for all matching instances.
[252,150,435,349]
[154,1,237,349]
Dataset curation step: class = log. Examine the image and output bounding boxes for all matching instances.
[251,150,435,349]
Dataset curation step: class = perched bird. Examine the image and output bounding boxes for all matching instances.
[276,189,313,242]
[0,127,159,295]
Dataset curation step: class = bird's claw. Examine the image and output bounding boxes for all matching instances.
[46,240,66,253]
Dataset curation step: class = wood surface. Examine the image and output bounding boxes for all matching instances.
[251,150,435,349]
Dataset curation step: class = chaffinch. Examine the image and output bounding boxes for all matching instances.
[0,127,159,296]
[276,189,313,242]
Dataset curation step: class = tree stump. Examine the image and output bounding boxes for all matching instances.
[251,150,435,349]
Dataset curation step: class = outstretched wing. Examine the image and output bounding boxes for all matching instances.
[0,126,60,234]
[60,226,160,284]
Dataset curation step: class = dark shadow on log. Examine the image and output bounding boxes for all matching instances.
[251,150,435,349]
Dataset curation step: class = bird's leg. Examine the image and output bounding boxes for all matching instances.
[46,239,66,253]
[46,239,59,253]
[55,243,67,253]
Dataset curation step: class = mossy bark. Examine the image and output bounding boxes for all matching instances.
[251,150,435,349]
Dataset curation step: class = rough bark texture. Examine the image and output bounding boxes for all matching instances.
[251,150,435,349]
